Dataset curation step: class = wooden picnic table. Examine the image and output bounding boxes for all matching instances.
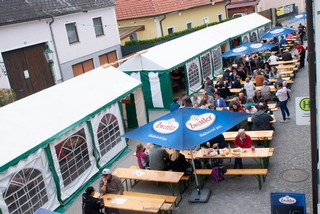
[276,64,297,71]
[112,168,184,196]
[269,59,298,66]
[102,193,165,213]
[223,130,274,141]
[230,85,276,94]
[248,115,276,123]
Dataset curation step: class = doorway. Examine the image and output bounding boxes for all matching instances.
[2,43,55,99]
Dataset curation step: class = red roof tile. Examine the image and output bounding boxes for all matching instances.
[115,0,225,20]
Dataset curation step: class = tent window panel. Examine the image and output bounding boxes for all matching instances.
[4,168,48,214]
[200,52,212,80]
[212,47,222,76]
[55,128,91,186]
[187,62,201,88]
[97,113,121,156]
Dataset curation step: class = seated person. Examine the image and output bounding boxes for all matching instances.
[99,169,124,195]
[214,91,227,108]
[149,144,169,170]
[169,150,191,175]
[170,97,180,112]
[82,186,104,214]
[282,52,293,61]
[136,144,149,169]
[217,82,232,99]
[260,80,271,101]
[234,129,252,169]
[252,104,274,130]
[231,75,242,88]
[255,71,265,87]
[279,36,287,47]
[253,90,263,104]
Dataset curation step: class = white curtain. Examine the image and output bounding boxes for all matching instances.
[48,123,98,201]
[90,103,126,167]
[0,149,60,213]
[134,88,147,126]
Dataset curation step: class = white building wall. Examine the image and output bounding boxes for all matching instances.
[0,6,121,87]
[257,0,305,13]
[0,21,60,87]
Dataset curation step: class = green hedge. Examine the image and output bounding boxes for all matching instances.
[124,18,234,46]
[0,88,16,107]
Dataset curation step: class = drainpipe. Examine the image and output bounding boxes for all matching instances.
[48,17,64,83]
[225,0,231,19]
[159,15,166,37]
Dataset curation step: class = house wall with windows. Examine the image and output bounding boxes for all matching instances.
[257,0,305,13]
[50,7,121,80]
[118,2,226,45]
[0,5,121,97]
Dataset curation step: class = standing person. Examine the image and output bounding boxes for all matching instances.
[82,186,104,214]
[295,43,306,68]
[276,83,291,123]
[170,97,180,112]
[243,78,256,98]
[234,129,252,169]
[136,144,149,169]
[149,144,169,170]
[99,169,124,195]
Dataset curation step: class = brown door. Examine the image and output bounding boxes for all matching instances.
[2,43,55,99]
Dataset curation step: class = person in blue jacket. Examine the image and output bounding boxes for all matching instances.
[170,97,180,112]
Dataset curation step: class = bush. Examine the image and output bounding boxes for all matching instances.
[124,18,235,46]
[0,88,16,107]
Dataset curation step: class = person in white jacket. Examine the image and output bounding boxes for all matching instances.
[243,78,256,98]
[275,82,291,122]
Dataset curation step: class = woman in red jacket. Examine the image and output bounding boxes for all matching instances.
[234,129,252,169]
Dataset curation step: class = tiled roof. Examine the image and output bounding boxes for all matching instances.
[115,0,225,20]
[0,0,115,26]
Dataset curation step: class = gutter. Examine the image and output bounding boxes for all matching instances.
[48,17,64,83]
[159,15,166,37]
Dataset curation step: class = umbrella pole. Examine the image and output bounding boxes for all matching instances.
[190,149,200,194]
[188,149,211,203]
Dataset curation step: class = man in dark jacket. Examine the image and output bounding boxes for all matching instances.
[251,105,274,130]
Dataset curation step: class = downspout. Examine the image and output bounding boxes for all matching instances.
[48,17,64,83]
[159,15,166,37]
[225,0,231,19]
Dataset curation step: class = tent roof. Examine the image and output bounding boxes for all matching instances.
[212,13,271,38]
[119,25,228,71]
[119,13,271,72]
[0,66,142,170]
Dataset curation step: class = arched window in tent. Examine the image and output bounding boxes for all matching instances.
[251,31,258,42]
[4,168,48,214]
[186,58,201,94]
[200,52,213,81]
[212,47,222,77]
[55,128,91,186]
[97,113,121,157]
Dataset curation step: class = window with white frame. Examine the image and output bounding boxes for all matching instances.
[187,22,192,29]
[93,17,104,37]
[212,47,222,76]
[200,52,213,80]
[55,128,91,186]
[4,168,48,214]
[66,22,79,44]
[168,27,174,35]
[97,113,121,156]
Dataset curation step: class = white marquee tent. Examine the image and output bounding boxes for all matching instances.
[0,66,146,213]
[119,13,271,109]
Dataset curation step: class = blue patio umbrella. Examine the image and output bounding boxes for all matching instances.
[260,26,296,38]
[288,12,306,21]
[220,42,278,58]
[123,107,250,203]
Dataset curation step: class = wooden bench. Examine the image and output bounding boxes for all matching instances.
[123,191,177,213]
[195,168,268,190]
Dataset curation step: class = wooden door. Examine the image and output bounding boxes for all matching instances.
[2,43,55,99]
[72,59,94,77]
[99,51,118,67]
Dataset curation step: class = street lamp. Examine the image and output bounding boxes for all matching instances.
[43,43,55,83]
[43,44,54,66]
